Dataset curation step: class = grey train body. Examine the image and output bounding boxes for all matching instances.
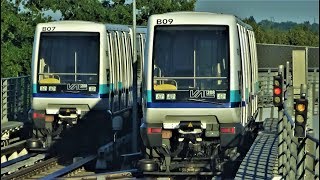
[29,21,146,150]
[139,12,259,174]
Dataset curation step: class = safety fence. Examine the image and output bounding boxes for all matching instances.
[1,76,31,124]
[276,66,319,179]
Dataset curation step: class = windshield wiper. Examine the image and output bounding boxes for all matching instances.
[187,98,222,105]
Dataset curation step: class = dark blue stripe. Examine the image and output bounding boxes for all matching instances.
[32,93,109,98]
[147,102,243,108]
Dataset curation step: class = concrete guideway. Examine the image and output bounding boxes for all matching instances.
[235,118,279,180]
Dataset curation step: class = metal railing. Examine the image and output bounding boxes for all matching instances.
[258,68,319,111]
[1,76,31,123]
[276,67,319,179]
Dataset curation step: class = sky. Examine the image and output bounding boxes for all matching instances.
[195,0,319,23]
[44,0,319,23]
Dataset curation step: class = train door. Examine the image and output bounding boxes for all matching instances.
[237,24,248,126]
[126,33,133,107]
[114,31,121,112]
[248,30,257,116]
[123,32,130,107]
[106,32,113,109]
[122,32,128,108]
[110,31,119,112]
[108,31,115,112]
[117,31,124,110]
[244,29,252,120]
[139,34,146,104]
[252,32,259,115]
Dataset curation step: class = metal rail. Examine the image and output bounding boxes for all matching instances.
[1,76,31,123]
[2,155,96,180]
[41,155,96,180]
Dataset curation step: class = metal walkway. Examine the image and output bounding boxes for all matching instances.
[235,118,279,180]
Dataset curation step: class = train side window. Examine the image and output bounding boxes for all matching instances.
[123,32,129,89]
[137,35,142,82]
[242,26,249,91]
[237,24,245,87]
[116,31,123,90]
[245,29,252,96]
[120,32,127,90]
[106,33,112,84]
[127,34,133,89]
[121,32,128,90]
[108,32,115,91]
[249,31,256,91]
[113,32,120,91]
[110,32,117,92]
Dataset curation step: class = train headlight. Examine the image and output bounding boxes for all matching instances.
[166,93,176,100]
[155,93,165,100]
[217,93,226,100]
[89,86,96,92]
[48,86,56,91]
[40,86,47,91]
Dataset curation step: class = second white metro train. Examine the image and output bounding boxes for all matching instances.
[28,21,146,150]
[139,12,259,174]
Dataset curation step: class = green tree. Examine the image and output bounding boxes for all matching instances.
[1,0,50,77]
[136,0,196,25]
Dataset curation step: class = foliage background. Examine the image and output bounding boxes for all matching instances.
[1,0,319,77]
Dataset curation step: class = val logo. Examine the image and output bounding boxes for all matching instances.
[67,84,88,91]
[189,90,215,98]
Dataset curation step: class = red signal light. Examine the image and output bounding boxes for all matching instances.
[274,87,282,95]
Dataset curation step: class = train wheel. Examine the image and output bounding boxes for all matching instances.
[138,159,159,172]
[26,138,43,149]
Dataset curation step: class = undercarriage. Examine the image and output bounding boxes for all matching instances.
[139,122,245,175]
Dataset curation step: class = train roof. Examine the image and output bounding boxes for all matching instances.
[40,20,103,25]
[151,11,253,30]
[106,23,131,32]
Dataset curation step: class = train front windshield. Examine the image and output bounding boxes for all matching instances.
[152,25,230,102]
[37,32,99,92]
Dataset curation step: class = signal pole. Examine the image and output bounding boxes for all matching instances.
[132,0,138,153]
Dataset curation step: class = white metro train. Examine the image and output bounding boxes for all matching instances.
[28,21,146,150]
[139,12,259,174]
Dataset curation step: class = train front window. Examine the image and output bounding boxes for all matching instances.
[152,25,229,102]
[37,32,99,86]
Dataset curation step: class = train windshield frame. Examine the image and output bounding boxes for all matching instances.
[37,32,100,93]
[152,25,230,102]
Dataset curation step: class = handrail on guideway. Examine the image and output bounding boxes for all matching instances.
[1,76,31,124]
[276,63,319,180]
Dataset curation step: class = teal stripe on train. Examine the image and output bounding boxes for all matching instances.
[99,84,110,94]
[147,90,152,102]
[230,90,241,102]
[146,90,242,103]
[118,82,122,90]
[33,84,37,93]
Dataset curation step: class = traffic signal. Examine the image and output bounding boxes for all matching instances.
[273,75,283,107]
[293,98,308,138]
